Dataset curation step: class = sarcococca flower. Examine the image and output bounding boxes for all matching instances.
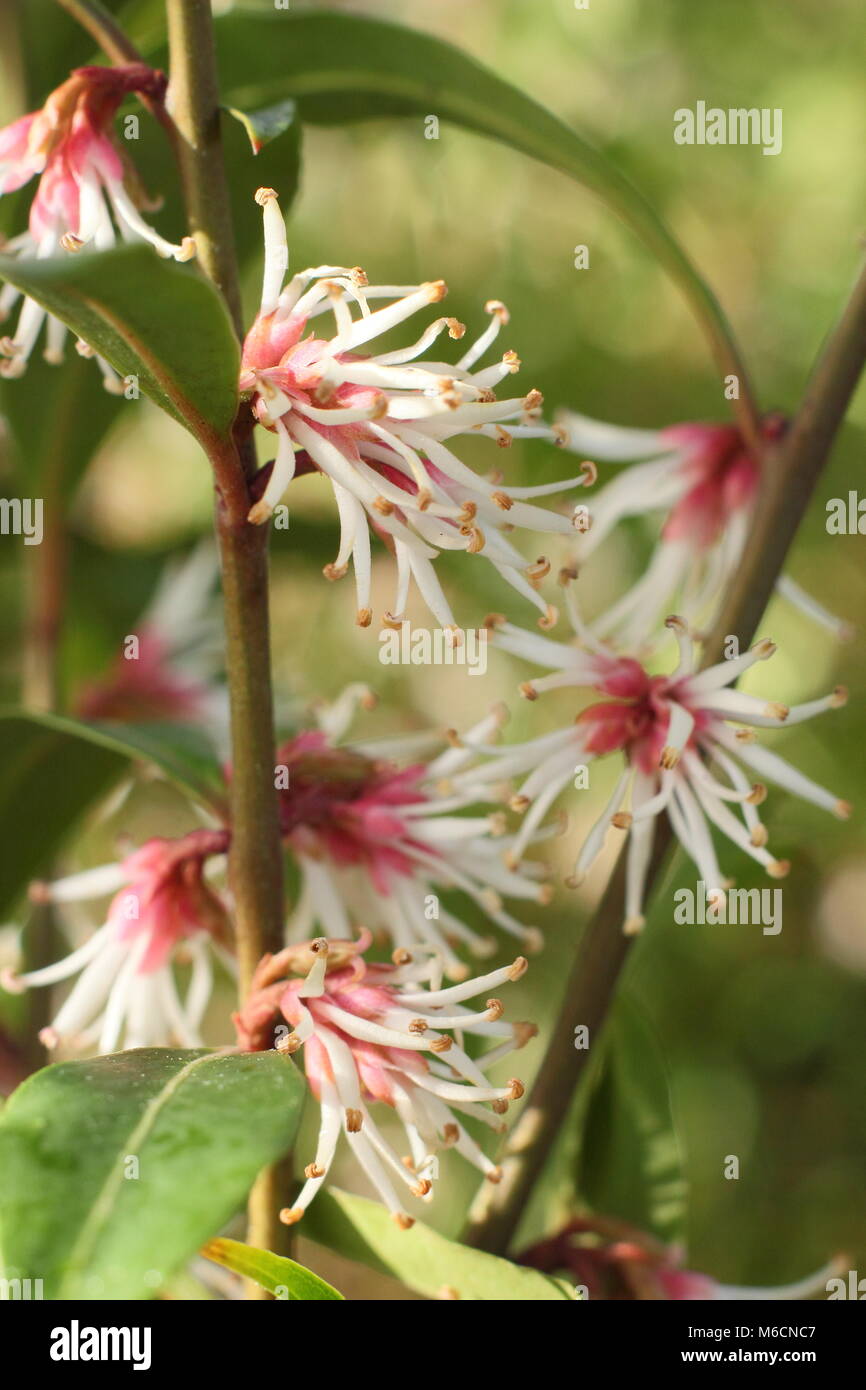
[235,934,535,1229]
[520,1217,844,1301]
[1,830,232,1053]
[457,600,849,933]
[241,187,594,636]
[0,63,194,384]
[277,689,554,978]
[558,410,849,648]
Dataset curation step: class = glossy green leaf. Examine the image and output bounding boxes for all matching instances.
[201,1236,343,1300]
[304,1189,575,1300]
[0,245,239,446]
[0,1048,305,1299]
[577,996,688,1244]
[0,710,227,916]
[216,9,739,374]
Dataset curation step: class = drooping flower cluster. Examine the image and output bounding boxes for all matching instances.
[240,188,594,634]
[557,410,850,649]
[234,934,534,1228]
[457,602,848,931]
[275,688,552,978]
[1,829,232,1053]
[0,63,193,385]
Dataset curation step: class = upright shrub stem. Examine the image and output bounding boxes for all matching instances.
[165,0,288,1283]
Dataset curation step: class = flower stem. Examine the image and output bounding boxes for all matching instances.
[165,0,289,1285]
[465,254,866,1257]
[213,456,285,994]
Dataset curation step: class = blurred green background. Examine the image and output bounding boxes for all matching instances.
[1,0,864,1296]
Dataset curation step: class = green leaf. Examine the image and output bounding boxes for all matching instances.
[304,1189,575,1300]
[0,712,128,917]
[226,98,298,154]
[216,9,740,377]
[577,996,688,1244]
[0,1047,305,1300]
[0,245,239,447]
[201,1236,343,1300]
[59,717,227,810]
[0,710,227,916]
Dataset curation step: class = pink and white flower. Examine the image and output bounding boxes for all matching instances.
[0,64,194,384]
[240,187,594,634]
[656,1261,843,1301]
[75,542,228,748]
[520,1217,845,1301]
[1,829,232,1053]
[276,687,554,977]
[455,602,849,932]
[235,934,535,1228]
[557,410,850,648]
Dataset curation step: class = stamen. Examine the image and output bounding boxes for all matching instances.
[579,459,598,486]
[525,556,550,588]
[764,702,789,721]
[255,187,289,315]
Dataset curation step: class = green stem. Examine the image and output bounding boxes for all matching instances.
[165,0,288,1286]
[465,254,866,1257]
[165,0,243,331]
[211,439,285,992]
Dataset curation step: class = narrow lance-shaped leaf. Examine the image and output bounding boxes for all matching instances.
[201,1237,343,1300]
[0,1048,306,1300]
[0,245,240,447]
[304,1189,576,1300]
[216,9,743,382]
